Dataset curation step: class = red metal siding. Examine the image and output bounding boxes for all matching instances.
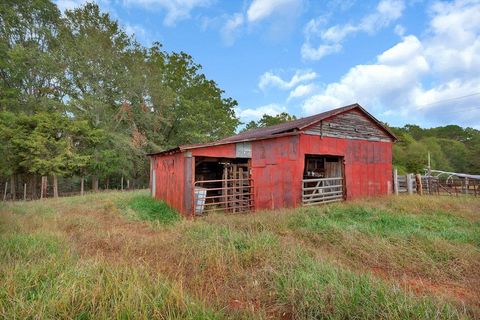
[251,135,303,210]
[152,133,392,215]
[190,144,236,158]
[152,153,185,213]
[299,134,392,200]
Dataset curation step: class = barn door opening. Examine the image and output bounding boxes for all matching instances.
[302,155,345,205]
[193,157,253,215]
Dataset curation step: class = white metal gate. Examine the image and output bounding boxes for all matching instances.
[302,177,344,205]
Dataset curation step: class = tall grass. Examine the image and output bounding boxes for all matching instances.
[0,231,220,319]
[0,192,478,319]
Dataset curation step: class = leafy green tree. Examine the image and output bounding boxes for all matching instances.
[16,112,98,196]
[0,0,62,113]
[391,124,480,174]
[242,112,296,132]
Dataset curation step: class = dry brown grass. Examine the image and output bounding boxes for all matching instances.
[1,191,479,319]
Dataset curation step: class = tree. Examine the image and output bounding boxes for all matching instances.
[0,0,62,113]
[242,112,296,132]
[16,112,98,197]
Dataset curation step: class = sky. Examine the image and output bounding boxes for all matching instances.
[55,0,480,129]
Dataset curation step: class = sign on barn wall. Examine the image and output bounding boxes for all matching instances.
[236,142,252,158]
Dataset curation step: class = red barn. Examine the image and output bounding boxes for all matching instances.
[149,103,396,216]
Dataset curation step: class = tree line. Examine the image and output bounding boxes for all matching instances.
[1,1,478,200]
[391,124,480,175]
[0,0,239,198]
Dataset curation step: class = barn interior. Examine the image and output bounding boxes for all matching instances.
[302,155,345,204]
[194,157,252,214]
[303,155,343,179]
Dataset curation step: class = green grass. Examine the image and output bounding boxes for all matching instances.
[117,193,180,225]
[0,232,221,319]
[0,191,478,319]
[289,205,480,245]
[275,253,461,319]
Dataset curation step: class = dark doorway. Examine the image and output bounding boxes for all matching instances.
[302,155,345,205]
[194,157,253,215]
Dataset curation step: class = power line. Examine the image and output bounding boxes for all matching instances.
[416,92,480,108]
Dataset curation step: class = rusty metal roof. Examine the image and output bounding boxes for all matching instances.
[148,103,397,156]
[220,103,359,142]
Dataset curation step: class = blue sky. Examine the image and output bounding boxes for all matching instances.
[56,0,480,129]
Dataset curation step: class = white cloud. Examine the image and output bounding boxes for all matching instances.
[259,70,317,91]
[288,83,318,100]
[377,35,423,64]
[302,0,405,60]
[301,43,342,61]
[220,13,244,46]
[124,23,146,38]
[236,103,287,122]
[247,0,302,23]
[301,0,480,127]
[394,24,406,36]
[123,0,213,26]
[216,0,302,45]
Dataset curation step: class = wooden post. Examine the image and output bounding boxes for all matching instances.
[40,176,47,199]
[3,182,7,201]
[23,183,27,201]
[80,177,84,196]
[415,174,423,195]
[222,166,227,204]
[406,174,413,195]
[121,176,124,191]
[464,178,469,195]
[393,168,399,195]
[473,180,477,197]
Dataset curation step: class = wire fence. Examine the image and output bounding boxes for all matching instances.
[1,175,149,201]
[394,170,479,197]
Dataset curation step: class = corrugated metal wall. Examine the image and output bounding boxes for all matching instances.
[152,132,393,215]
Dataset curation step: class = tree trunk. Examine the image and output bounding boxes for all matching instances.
[106,177,109,190]
[80,177,84,196]
[121,176,124,191]
[53,175,58,198]
[40,176,47,199]
[3,182,7,201]
[92,176,98,192]
[10,175,16,200]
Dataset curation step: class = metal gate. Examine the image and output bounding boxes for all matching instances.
[302,177,344,205]
[193,164,254,214]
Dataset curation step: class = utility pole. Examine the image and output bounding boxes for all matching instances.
[427,151,432,194]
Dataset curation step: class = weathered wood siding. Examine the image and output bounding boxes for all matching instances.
[304,109,392,142]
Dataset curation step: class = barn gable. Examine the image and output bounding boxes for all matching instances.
[303,108,394,142]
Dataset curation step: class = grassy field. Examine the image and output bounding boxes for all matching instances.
[0,191,479,319]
